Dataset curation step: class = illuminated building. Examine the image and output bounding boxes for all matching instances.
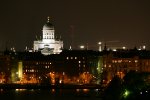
[101,49,150,84]
[17,49,150,84]
[33,17,63,55]
[0,55,11,83]
[14,50,101,84]
[2,46,150,85]
[18,61,23,79]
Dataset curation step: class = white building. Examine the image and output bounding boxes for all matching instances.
[33,17,63,55]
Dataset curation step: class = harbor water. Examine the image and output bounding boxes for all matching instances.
[0,89,103,100]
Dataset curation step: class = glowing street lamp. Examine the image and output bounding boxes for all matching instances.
[143,45,146,50]
[113,49,117,51]
[122,46,126,50]
[80,45,85,49]
[98,42,102,52]
[123,89,130,98]
[98,42,102,45]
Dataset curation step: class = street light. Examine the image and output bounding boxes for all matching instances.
[98,42,102,52]
[122,46,126,50]
[80,45,85,49]
[143,45,146,50]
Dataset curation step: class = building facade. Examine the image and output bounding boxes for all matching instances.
[101,49,150,84]
[2,47,150,85]
[33,17,63,55]
[14,50,101,84]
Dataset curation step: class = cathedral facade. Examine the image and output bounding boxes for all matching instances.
[33,17,63,55]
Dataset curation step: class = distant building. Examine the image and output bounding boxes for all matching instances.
[101,49,150,84]
[14,50,101,84]
[2,48,150,84]
[0,55,11,83]
[33,17,63,55]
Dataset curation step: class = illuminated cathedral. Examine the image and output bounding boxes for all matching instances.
[33,17,63,55]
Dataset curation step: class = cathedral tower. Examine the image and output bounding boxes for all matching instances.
[33,17,63,55]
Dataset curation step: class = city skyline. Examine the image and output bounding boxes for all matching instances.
[0,0,150,51]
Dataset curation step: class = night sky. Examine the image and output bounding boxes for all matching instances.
[0,0,150,51]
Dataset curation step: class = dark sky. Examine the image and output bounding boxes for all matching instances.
[0,0,150,51]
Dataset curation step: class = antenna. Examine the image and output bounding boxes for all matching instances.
[70,25,74,49]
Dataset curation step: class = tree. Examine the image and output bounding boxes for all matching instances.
[123,71,146,91]
[103,75,123,100]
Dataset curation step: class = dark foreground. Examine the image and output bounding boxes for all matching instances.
[0,89,102,100]
[0,84,103,100]
[0,83,150,100]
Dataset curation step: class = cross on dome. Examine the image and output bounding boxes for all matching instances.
[47,16,50,22]
[43,17,54,30]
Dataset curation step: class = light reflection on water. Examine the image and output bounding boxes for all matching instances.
[0,89,102,100]
[15,89,27,91]
[76,89,89,93]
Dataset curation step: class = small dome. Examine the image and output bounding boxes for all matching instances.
[43,17,54,30]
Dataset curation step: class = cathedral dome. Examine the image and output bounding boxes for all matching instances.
[43,17,54,30]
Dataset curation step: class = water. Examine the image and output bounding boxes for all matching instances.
[0,89,102,100]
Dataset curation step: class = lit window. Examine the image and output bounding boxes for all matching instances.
[146,62,148,65]
[32,69,34,72]
[75,57,77,59]
[66,57,69,60]
[108,65,111,67]
[79,61,81,63]
[112,60,114,63]
[71,57,73,59]
[118,60,122,63]
[79,64,80,67]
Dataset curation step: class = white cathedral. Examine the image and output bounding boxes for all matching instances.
[33,17,63,55]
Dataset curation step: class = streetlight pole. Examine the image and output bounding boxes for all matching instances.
[98,42,102,52]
